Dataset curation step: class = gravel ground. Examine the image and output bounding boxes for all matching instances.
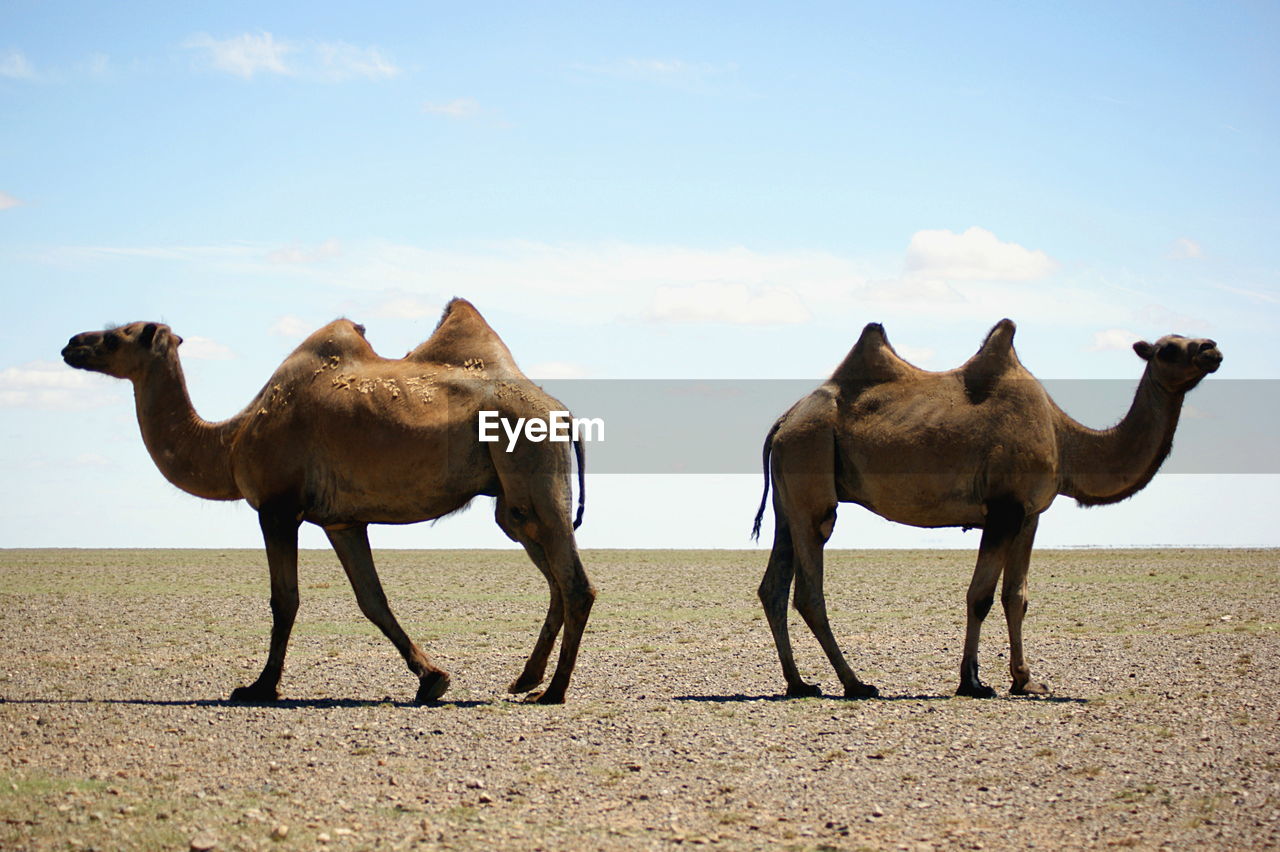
[1,547,1278,851]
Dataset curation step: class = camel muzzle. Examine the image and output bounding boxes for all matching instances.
[1195,348,1223,373]
[61,342,95,370]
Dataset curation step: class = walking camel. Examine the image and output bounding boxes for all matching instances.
[752,319,1222,699]
[62,299,595,704]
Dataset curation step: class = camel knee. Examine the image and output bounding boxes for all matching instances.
[969,592,994,623]
[1001,589,1028,617]
[269,591,299,622]
[816,506,837,543]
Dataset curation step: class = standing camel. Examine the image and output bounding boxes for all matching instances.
[62,299,595,704]
[752,319,1221,699]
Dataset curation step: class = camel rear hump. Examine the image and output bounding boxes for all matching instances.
[406,298,524,379]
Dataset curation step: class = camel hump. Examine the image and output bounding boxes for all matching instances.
[961,318,1020,402]
[406,298,522,376]
[293,319,377,361]
[830,322,918,385]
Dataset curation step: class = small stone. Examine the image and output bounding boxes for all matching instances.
[270,824,288,841]
[189,831,218,851]
[316,832,331,844]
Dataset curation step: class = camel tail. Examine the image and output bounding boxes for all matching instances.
[751,418,783,541]
[572,437,586,530]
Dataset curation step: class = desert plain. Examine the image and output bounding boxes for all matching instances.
[1,547,1277,850]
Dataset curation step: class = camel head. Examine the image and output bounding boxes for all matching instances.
[62,322,183,380]
[1133,334,1222,393]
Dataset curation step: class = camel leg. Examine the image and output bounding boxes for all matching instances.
[230,507,302,702]
[497,498,594,705]
[957,499,1026,698]
[791,505,879,699]
[528,531,594,705]
[497,501,564,694]
[1001,515,1049,696]
[325,525,451,704]
[758,517,819,697]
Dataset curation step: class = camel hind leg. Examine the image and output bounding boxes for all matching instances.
[325,524,451,703]
[789,502,879,699]
[758,516,819,697]
[496,499,564,695]
[770,433,878,700]
[494,492,594,704]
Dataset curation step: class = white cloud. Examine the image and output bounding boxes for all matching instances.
[270,315,313,339]
[0,361,121,410]
[893,344,936,367]
[1212,283,1280,305]
[1135,303,1212,333]
[423,98,482,119]
[266,239,341,265]
[0,191,22,211]
[575,57,739,91]
[85,52,110,76]
[904,226,1056,281]
[0,49,35,79]
[181,335,235,360]
[650,282,810,325]
[183,33,398,81]
[314,42,398,81]
[1169,237,1204,259]
[1089,328,1140,351]
[184,32,292,79]
[368,292,440,320]
[526,361,589,380]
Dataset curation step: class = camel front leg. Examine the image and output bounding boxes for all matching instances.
[758,518,818,697]
[231,508,301,702]
[957,499,1026,698]
[325,525,451,704]
[1001,515,1049,696]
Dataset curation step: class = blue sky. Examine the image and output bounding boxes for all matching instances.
[2,1,1277,549]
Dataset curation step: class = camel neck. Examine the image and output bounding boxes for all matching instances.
[1056,368,1183,506]
[131,354,244,501]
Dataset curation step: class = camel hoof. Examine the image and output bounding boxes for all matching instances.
[524,690,565,705]
[415,671,451,704]
[955,682,997,699]
[1011,681,1051,696]
[844,681,879,700]
[785,681,823,698]
[229,684,279,703]
[507,673,544,695]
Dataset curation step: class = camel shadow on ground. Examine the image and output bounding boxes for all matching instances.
[0,696,495,710]
[673,692,1087,705]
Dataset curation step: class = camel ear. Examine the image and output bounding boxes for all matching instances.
[1133,340,1155,361]
[138,323,158,350]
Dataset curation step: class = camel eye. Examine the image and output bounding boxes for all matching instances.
[1157,342,1180,363]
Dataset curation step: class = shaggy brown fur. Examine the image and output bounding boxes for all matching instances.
[753,319,1221,699]
[63,299,594,704]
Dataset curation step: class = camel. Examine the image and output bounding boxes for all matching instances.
[62,299,595,704]
[752,319,1222,699]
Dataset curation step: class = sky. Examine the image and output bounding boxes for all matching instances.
[2,1,1278,551]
